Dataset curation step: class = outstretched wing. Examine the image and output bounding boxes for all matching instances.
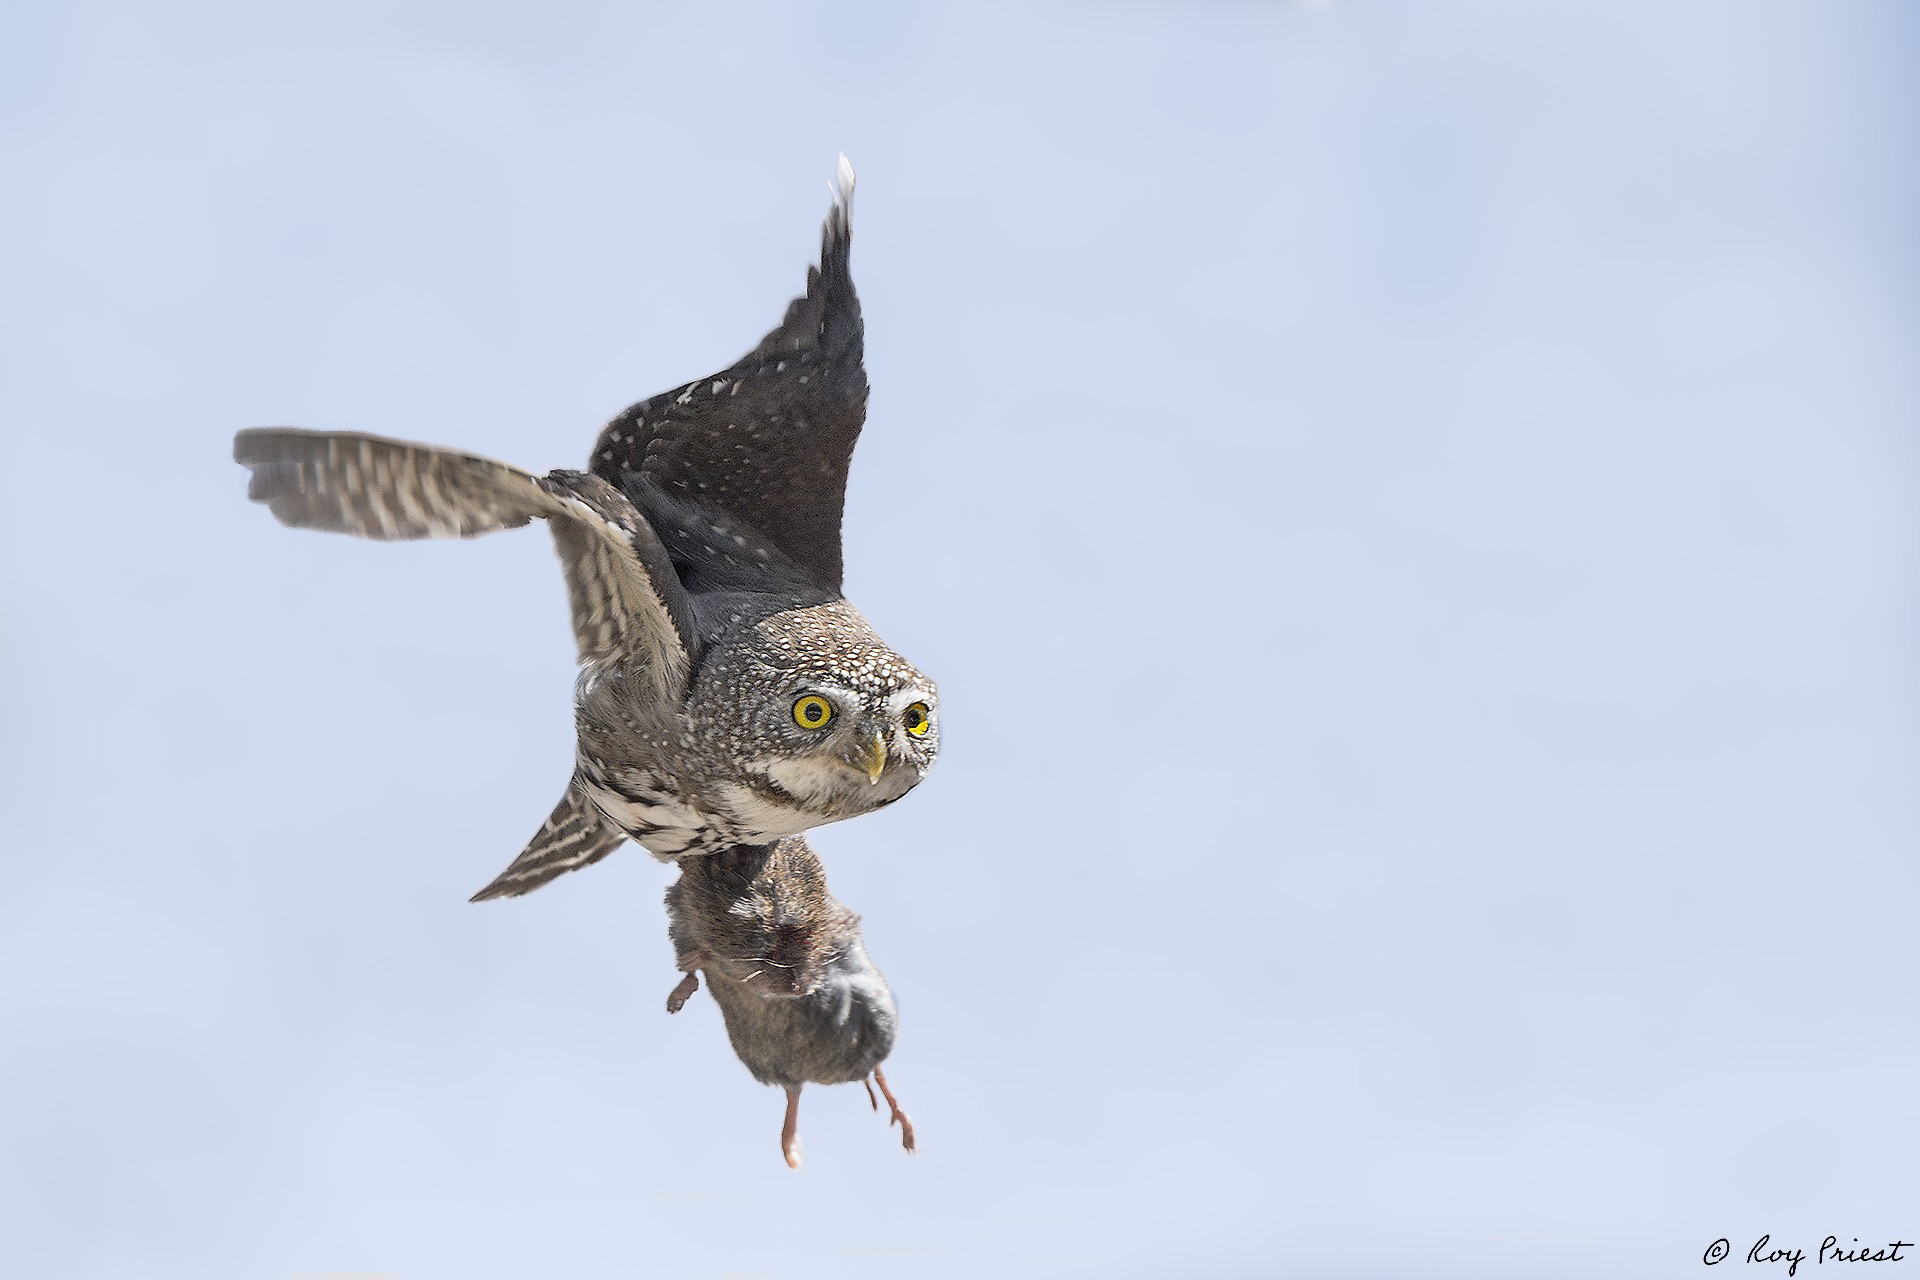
[469,782,626,901]
[234,428,538,540]
[234,429,699,694]
[591,155,868,594]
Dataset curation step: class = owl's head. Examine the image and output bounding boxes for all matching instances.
[692,601,939,837]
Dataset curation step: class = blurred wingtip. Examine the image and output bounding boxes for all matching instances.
[468,878,518,903]
[821,154,857,264]
[826,154,856,229]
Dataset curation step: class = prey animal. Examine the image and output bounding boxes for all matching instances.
[233,158,939,899]
[665,834,913,1169]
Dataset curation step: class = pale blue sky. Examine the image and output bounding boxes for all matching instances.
[2,3,1916,1277]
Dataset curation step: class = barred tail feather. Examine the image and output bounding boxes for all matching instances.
[471,784,628,902]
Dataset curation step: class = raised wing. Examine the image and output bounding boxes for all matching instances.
[234,429,699,693]
[591,155,868,594]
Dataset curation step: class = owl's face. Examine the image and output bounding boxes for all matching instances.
[690,601,939,839]
[755,675,939,804]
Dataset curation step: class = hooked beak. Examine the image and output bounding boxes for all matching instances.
[847,729,888,785]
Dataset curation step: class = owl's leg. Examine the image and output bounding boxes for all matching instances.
[666,951,708,1013]
[871,1066,916,1153]
[863,1078,879,1110]
[781,1086,805,1170]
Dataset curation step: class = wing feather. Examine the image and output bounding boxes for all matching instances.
[236,429,538,539]
[590,155,867,594]
[234,429,698,691]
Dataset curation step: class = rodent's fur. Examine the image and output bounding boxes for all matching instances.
[665,835,914,1167]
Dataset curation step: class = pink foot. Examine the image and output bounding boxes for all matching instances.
[872,1066,916,1154]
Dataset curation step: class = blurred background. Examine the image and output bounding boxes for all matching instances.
[1,2,1915,1277]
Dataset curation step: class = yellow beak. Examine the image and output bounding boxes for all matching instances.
[853,730,888,785]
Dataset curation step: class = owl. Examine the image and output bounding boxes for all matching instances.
[233,157,939,899]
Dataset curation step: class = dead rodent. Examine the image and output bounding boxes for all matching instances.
[664,835,914,1169]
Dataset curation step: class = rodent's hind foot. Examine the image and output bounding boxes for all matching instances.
[872,1066,916,1154]
[782,1086,805,1170]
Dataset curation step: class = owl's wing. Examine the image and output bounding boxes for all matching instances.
[233,429,699,694]
[468,781,626,901]
[590,155,867,595]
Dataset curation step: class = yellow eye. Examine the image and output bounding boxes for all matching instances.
[792,695,834,729]
[903,701,931,737]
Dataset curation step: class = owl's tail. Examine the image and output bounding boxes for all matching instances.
[470,783,627,902]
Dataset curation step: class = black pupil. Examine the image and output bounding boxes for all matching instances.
[805,702,823,722]
[906,707,923,728]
